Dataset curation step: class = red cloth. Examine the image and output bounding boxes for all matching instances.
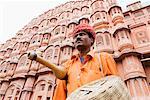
[72,24,96,40]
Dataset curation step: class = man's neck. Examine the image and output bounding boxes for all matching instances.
[78,48,90,57]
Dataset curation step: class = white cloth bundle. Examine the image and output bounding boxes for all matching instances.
[67,75,131,100]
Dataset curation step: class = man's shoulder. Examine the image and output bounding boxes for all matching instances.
[62,59,73,66]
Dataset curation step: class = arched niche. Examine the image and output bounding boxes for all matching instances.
[11,42,22,56]
[51,25,67,37]
[81,6,90,15]
[72,8,81,18]
[4,83,22,100]
[15,53,31,75]
[29,34,43,50]
[38,19,48,28]
[32,77,55,100]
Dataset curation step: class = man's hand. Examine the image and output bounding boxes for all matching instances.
[27,51,67,79]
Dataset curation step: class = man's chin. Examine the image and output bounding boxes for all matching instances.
[76,45,84,50]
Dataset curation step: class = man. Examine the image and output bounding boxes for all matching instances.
[52,24,118,100]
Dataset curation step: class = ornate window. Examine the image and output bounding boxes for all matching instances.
[15,88,20,100]
[96,32,112,48]
[117,30,130,42]
[134,11,144,17]
[95,12,101,20]
[30,35,41,45]
[48,84,52,91]
[105,34,110,45]
[32,26,39,32]
[43,34,49,41]
[18,56,26,67]
[40,84,45,91]
[102,11,106,19]
[54,48,59,59]
[42,34,50,46]
[124,14,130,19]
[68,48,72,55]
[45,48,53,60]
[0,62,7,73]
[67,11,70,17]
[4,85,21,100]
[55,28,60,35]
[62,26,66,34]
[96,35,104,46]
[92,1,99,10]
[33,80,54,100]
[17,54,30,68]
[72,8,80,17]
[13,43,20,51]
[50,18,57,23]
[39,19,48,28]
[64,48,67,55]
[6,87,15,100]
[81,6,89,14]
[136,31,149,44]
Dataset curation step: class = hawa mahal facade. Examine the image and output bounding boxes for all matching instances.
[0,0,150,100]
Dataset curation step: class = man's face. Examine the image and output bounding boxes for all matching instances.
[73,31,93,50]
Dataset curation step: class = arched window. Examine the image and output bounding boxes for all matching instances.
[94,1,99,10]
[64,48,67,55]
[4,85,21,100]
[13,43,20,51]
[95,12,101,20]
[17,54,30,68]
[32,26,39,32]
[55,28,60,35]
[45,48,53,60]
[15,88,20,99]
[81,6,89,15]
[72,8,80,17]
[5,87,15,100]
[32,80,55,100]
[134,11,144,17]
[34,81,47,92]
[39,19,48,28]
[96,35,104,46]
[54,48,59,59]
[105,34,110,45]
[0,62,7,73]
[40,84,45,91]
[30,35,42,45]
[114,8,117,14]
[48,84,52,91]
[50,18,57,23]
[136,31,149,44]
[102,11,106,19]
[62,26,66,34]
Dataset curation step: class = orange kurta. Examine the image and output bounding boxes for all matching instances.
[53,51,118,100]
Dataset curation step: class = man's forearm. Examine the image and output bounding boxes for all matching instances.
[28,52,67,79]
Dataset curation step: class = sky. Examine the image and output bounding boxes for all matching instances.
[0,0,150,44]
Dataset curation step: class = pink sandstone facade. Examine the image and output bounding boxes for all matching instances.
[0,0,150,100]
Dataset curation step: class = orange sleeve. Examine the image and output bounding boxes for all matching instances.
[53,60,72,100]
[100,52,118,76]
[106,53,118,75]
[53,79,67,100]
